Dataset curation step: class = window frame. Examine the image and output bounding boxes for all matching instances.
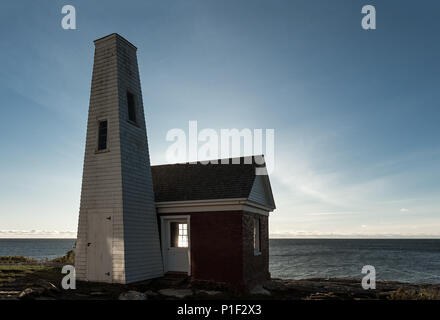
[169,222,188,248]
[96,119,109,152]
[178,223,188,248]
[126,91,137,124]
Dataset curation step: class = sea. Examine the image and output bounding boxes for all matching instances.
[0,238,439,284]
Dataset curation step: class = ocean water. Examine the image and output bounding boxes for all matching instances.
[0,238,439,284]
[0,239,76,261]
[270,239,440,284]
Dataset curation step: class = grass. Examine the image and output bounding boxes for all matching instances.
[0,251,73,298]
[0,263,60,296]
[389,287,440,300]
[49,250,74,264]
[0,249,74,266]
[0,265,52,282]
[1,250,439,300]
[0,265,47,272]
[0,256,38,264]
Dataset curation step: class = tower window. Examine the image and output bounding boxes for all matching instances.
[253,217,261,255]
[127,92,136,123]
[97,120,108,151]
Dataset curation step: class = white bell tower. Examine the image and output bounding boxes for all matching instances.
[75,33,163,283]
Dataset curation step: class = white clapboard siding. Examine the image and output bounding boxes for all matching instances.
[248,175,276,209]
[75,34,163,284]
[116,36,164,282]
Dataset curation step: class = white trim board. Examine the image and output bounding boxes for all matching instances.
[156,198,273,216]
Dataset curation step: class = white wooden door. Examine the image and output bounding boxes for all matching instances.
[165,219,189,273]
[86,212,113,282]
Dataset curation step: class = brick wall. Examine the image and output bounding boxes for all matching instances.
[158,210,270,289]
[189,211,244,286]
[242,212,270,288]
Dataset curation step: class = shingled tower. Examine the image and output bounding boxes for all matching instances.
[75,34,163,283]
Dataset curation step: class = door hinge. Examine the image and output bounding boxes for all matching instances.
[87,242,91,247]
[105,272,110,276]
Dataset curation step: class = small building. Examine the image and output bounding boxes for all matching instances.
[75,33,276,290]
[152,158,276,289]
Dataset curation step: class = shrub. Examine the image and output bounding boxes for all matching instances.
[50,250,75,264]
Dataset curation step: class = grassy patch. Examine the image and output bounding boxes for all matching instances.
[389,287,440,300]
[0,265,47,272]
[0,264,58,283]
[0,264,50,284]
[0,256,38,264]
[49,250,74,264]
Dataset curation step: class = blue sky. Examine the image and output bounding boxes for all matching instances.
[0,0,439,238]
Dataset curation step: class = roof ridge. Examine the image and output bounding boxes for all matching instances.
[151,155,265,168]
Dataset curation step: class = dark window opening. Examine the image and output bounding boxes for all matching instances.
[127,92,136,123]
[97,120,108,151]
[254,217,261,254]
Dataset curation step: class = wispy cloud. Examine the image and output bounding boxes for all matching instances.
[0,230,76,239]
[307,211,359,216]
[269,231,440,239]
[269,140,440,237]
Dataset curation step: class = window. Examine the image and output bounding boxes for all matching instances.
[253,217,261,255]
[97,120,108,151]
[127,91,136,123]
[170,222,188,248]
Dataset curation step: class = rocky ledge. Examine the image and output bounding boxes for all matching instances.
[0,263,439,300]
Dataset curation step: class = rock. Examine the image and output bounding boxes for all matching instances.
[376,292,391,299]
[144,290,159,297]
[38,280,60,292]
[34,296,57,300]
[250,285,271,296]
[118,291,147,300]
[18,287,45,299]
[263,280,288,292]
[158,288,193,299]
[198,290,222,296]
[306,292,339,300]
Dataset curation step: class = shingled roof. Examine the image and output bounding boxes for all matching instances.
[151,157,265,202]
